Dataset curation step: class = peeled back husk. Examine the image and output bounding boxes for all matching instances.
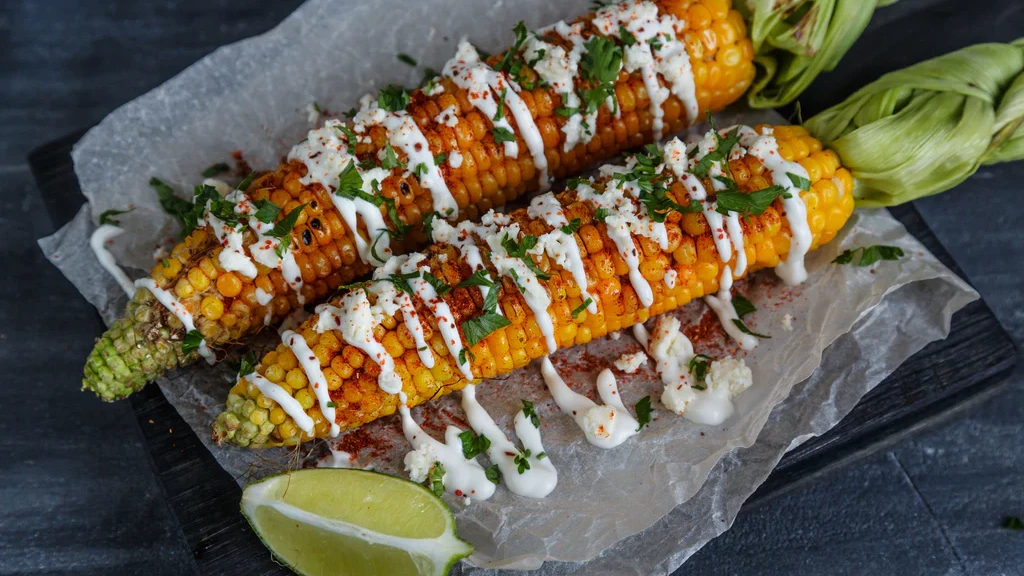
[804,39,1024,207]
[741,0,899,109]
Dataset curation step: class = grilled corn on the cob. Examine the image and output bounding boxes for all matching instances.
[84,0,757,401]
[212,124,854,447]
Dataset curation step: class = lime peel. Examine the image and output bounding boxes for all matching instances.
[241,469,472,576]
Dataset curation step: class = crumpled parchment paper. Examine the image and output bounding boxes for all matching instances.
[37,0,978,572]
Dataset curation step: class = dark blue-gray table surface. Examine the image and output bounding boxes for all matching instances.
[2,1,1022,574]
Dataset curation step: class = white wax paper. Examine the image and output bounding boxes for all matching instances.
[37,0,978,572]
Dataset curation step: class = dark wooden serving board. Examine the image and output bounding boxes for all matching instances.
[30,132,1017,575]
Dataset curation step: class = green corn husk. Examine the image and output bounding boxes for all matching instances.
[804,39,1024,207]
[742,0,898,109]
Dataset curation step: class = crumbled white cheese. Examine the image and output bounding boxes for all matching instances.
[614,351,648,374]
[434,104,459,127]
[664,269,677,289]
[648,316,695,386]
[403,443,438,483]
[782,313,794,332]
[706,357,753,398]
[610,331,621,340]
[582,406,619,440]
[254,287,273,306]
[449,150,464,168]
[662,381,696,415]
[306,102,321,124]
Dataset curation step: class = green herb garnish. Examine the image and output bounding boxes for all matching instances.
[201,162,230,178]
[634,396,652,431]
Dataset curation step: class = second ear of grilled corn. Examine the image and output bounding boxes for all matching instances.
[83,0,757,401]
[212,125,854,448]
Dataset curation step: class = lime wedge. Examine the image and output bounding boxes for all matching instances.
[241,469,472,576]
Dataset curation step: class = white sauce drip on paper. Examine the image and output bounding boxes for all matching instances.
[461,385,557,498]
[398,392,496,501]
[540,357,638,449]
[89,224,135,297]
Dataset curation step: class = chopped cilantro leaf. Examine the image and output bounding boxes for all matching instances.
[500,233,549,280]
[514,449,532,474]
[236,351,258,379]
[492,127,516,144]
[456,270,496,290]
[150,177,199,238]
[732,318,771,339]
[98,208,133,226]
[493,88,507,121]
[521,399,539,427]
[422,211,441,237]
[714,185,788,218]
[458,430,491,459]
[429,462,446,496]
[377,84,410,112]
[571,298,593,319]
[688,354,713,387]
[397,53,417,66]
[380,143,406,170]
[334,124,359,154]
[201,162,230,178]
[462,311,511,347]
[731,294,756,318]
[787,172,811,191]
[182,330,205,355]
[832,245,905,266]
[485,464,501,484]
[618,25,637,46]
[421,272,451,296]
[251,199,281,224]
[634,395,652,431]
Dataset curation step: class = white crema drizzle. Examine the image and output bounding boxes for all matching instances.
[592,0,698,140]
[461,384,558,498]
[540,357,639,449]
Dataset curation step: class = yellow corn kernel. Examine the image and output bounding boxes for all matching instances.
[285,368,308,390]
[200,296,224,320]
[216,273,242,298]
[174,278,194,300]
[269,408,287,425]
[294,388,315,411]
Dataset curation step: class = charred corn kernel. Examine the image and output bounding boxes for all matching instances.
[216,127,854,446]
[88,0,760,403]
[200,296,224,320]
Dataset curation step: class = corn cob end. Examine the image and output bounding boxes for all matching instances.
[82,288,195,401]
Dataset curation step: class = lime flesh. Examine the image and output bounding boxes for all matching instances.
[241,469,472,576]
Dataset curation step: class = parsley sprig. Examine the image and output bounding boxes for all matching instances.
[579,36,622,115]
[833,245,905,266]
[500,233,550,281]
